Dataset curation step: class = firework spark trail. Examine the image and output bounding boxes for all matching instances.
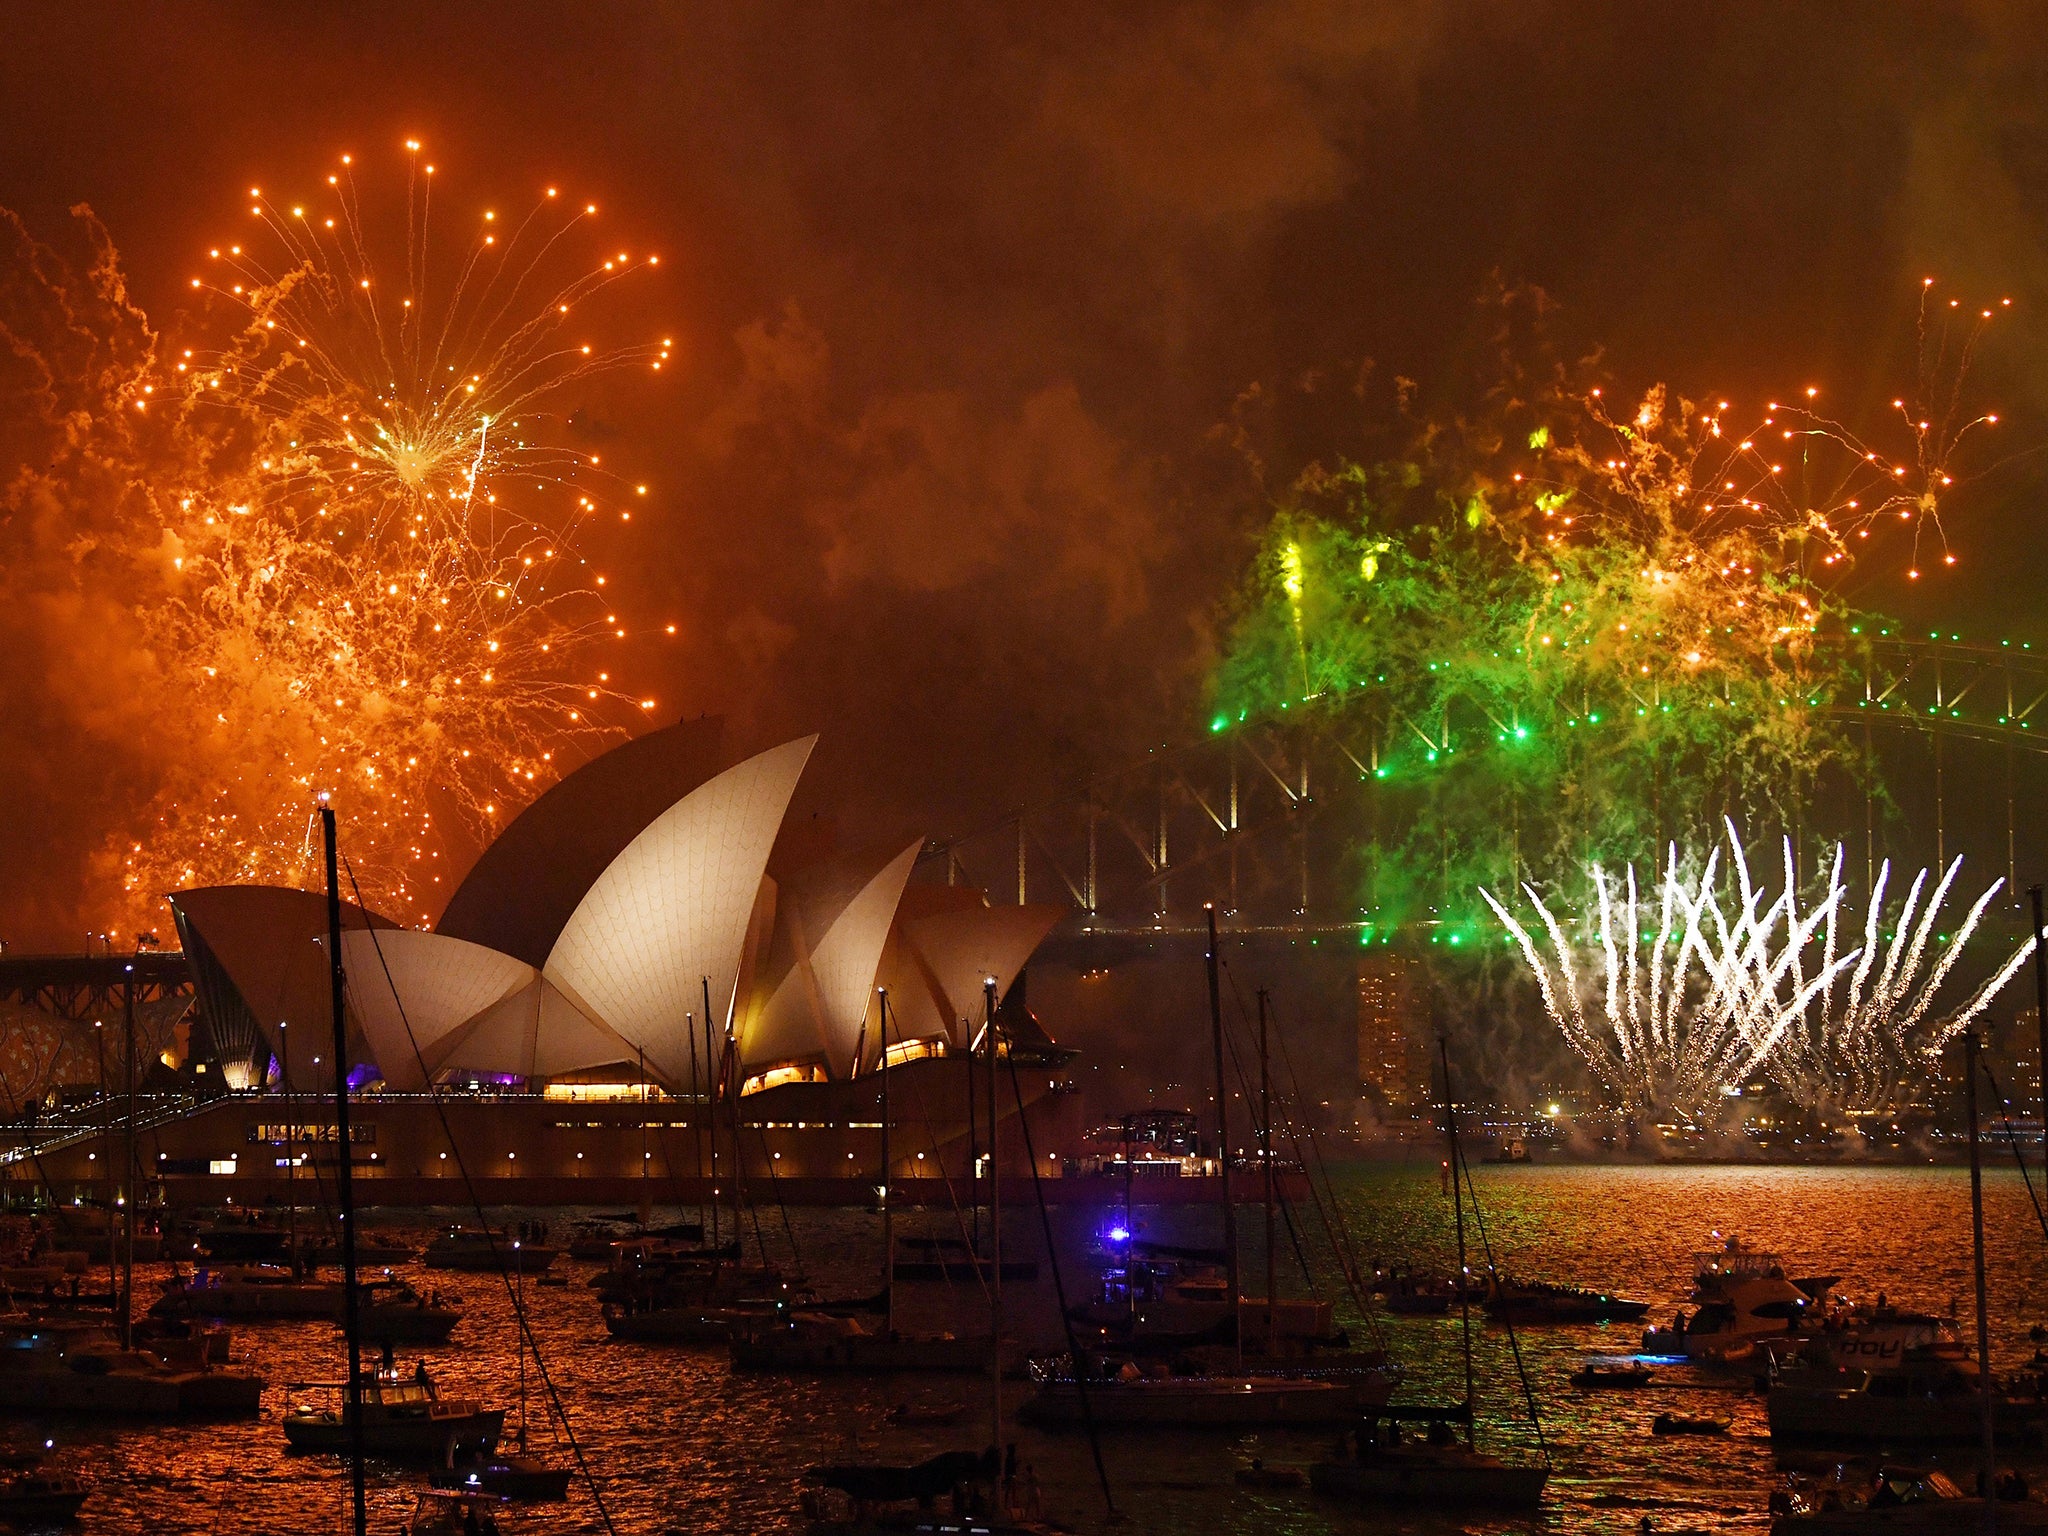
[107,141,674,924]
[1484,821,2028,1122]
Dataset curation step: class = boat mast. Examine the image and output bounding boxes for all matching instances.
[707,975,740,1258]
[120,961,136,1351]
[702,1003,719,1250]
[1963,1029,1997,1522]
[966,1011,980,1256]
[1438,1036,1475,1448]
[320,803,368,1536]
[515,1245,529,1448]
[878,989,893,1336]
[1204,905,1241,1372]
[1258,987,1275,1356]
[638,1042,651,1226]
[2030,884,2047,1192]
[983,978,1004,1493]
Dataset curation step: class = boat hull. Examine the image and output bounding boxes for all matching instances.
[1773,1504,2048,1536]
[356,1305,463,1344]
[1019,1377,1365,1427]
[0,1368,263,1418]
[603,1307,745,1343]
[283,1407,505,1460]
[731,1330,1016,1375]
[431,1455,573,1500]
[1310,1456,1548,1509]
[1767,1387,2044,1448]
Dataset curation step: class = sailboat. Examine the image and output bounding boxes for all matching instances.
[432,1247,572,1500]
[799,983,1058,1535]
[1021,912,1382,1430]
[282,806,503,1511]
[1308,1039,1548,1510]
[734,989,1013,1376]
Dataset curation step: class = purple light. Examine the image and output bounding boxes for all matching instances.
[1107,1225,1131,1244]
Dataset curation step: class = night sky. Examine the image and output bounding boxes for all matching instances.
[5,2,2047,944]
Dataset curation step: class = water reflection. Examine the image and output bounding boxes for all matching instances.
[32,1164,2048,1533]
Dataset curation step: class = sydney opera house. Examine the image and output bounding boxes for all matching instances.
[17,720,1075,1204]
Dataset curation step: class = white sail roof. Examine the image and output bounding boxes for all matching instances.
[432,975,635,1082]
[741,840,922,1075]
[171,885,396,1080]
[543,736,817,1088]
[866,893,1064,1064]
[336,929,534,1091]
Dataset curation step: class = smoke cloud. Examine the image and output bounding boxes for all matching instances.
[5,4,2048,946]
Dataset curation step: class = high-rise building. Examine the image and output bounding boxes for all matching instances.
[1357,954,1430,1113]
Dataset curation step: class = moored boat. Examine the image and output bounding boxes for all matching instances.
[1018,1359,1370,1427]
[1309,1418,1549,1510]
[1766,1355,2047,1448]
[1769,1464,2048,1534]
[403,1489,513,1536]
[283,1362,504,1460]
[0,1470,90,1524]
[730,1312,1018,1375]
[0,1324,263,1417]
[1570,1361,1656,1389]
[356,1277,465,1343]
[1483,1276,1649,1324]
[423,1228,558,1274]
[431,1450,573,1501]
[151,1264,345,1321]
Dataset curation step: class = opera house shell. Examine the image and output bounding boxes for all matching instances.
[142,720,1071,1199]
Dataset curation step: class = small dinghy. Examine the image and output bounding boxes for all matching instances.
[1570,1361,1656,1389]
[1653,1412,1732,1436]
[1235,1457,1306,1488]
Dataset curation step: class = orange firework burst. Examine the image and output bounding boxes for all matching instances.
[118,140,671,924]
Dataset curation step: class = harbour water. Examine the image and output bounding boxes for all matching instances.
[36,1160,2048,1533]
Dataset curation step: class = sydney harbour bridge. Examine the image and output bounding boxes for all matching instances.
[928,629,2048,955]
[5,629,2045,1025]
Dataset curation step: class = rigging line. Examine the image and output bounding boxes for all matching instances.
[341,857,617,1536]
[1977,1059,2048,1249]
[1212,971,1318,1297]
[751,1121,805,1275]
[1002,1037,1119,1522]
[1453,1141,1549,1465]
[1218,960,1383,1348]
[894,1049,993,1305]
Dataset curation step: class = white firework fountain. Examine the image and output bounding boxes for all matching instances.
[1481,820,2036,1124]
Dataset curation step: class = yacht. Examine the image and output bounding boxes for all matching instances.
[151,1266,460,1342]
[152,1264,345,1321]
[730,1311,1019,1375]
[1310,1417,1549,1509]
[0,1470,90,1524]
[1642,1237,1832,1360]
[283,1362,504,1460]
[403,1489,513,1536]
[1067,1238,1341,1348]
[431,1449,573,1501]
[1018,1357,1374,1427]
[801,1448,1056,1534]
[423,1228,559,1274]
[1766,1354,2048,1448]
[0,1324,263,1416]
[1770,1464,2048,1534]
[357,1277,465,1343]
